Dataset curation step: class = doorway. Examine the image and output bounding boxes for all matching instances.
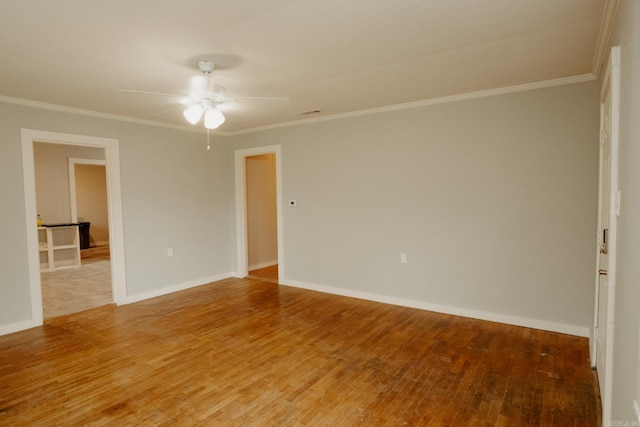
[69,158,110,247]
[245,153,278,282]
[35,153,113,319]
[234,145,283,282]
[21,129,126,328]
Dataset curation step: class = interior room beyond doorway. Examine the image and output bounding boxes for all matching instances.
[245,153,278,283]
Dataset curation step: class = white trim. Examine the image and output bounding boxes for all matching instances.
[227,74,596,135]
[592,0,621,77]
[590,101,606,368]
[0,318,43,336]
[248,260,278,271]
[1,74,595,137]
[234,145,284,280]
[68,158,106,223]
[17,129,128,336]
[19,137,43,328]
[603,45,621,427]
[281,279,590,338]
[0,95,207,134]
[124,273,232,304]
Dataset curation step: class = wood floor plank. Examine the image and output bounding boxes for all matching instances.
[0,277,600,425]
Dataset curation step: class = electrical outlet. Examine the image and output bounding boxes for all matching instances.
[167,248,174,257]
[400,253,407,263]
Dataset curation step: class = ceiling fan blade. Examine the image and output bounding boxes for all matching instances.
[212,74,234,83]
[118,60,288,127]
[148,106,181,119]
[235,96,289,101]
[117,89,185,103]
[117,89,182,98]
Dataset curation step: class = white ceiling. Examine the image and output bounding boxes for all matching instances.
[0,0,607,133]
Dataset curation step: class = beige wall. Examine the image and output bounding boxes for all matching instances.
[230,80,599,333]
[1,76,599,344]
[33,142,104,224]
[75,164,109,245]
[246,153,278,269]
[0,105,231,328]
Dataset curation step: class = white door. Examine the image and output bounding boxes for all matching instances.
[596,81,611,388]
[593,46,620,424]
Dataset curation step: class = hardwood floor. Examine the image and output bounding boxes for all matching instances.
[0,277,600,425]
[248,264,279,283]
[81,244,111,263]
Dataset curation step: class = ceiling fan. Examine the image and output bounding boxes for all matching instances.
[118,60,286,130]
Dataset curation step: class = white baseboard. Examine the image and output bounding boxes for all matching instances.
[0,317,42,336]
[0,273,234,336]
[1,274,589,339]
[280,279,590,338]
[248,260,277,271]
[124,273,233,304]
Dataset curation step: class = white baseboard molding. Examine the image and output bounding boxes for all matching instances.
[1,275,589,338]
[281,279,590,338]
[248,260,278,271]
[124,272,233,305]
[0,317,42,337]
[0,273,234,336]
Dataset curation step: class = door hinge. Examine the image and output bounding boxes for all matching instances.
[599,129,606,146]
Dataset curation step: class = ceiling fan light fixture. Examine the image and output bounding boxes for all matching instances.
[183,105,204,124]
[204,107,226,129]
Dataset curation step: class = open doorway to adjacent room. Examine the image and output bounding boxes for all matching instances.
[21,129,126,328]
[245,153,278,282]
[34,143,113,319]
[234,145,283,283]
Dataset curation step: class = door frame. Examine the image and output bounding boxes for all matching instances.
[21,129,127,328]
[591,45,620,424]
[234,145,283,279]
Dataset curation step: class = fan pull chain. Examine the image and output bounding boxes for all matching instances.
[207,128,211,151]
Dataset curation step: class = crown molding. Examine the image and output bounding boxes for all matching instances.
[592,0,620,77]
[227,73,596,136]
[1,73,596,137]
[0,95,212,134]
